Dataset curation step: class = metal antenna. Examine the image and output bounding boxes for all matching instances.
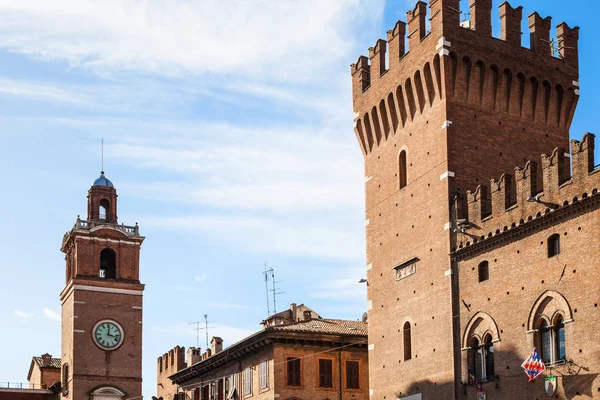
[101,138,104,173]
[188,315,215,349]
[270,268,285,314]
[263,262,271,317]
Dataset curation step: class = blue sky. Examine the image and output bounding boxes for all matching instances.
[0,0,598,397]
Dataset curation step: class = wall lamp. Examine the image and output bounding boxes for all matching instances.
[358,279,369,286]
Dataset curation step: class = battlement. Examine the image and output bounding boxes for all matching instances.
[455,133,599,251]
[157,345,186,375]
[351,0,579,156]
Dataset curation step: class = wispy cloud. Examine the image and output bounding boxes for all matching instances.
[0,0,383,82]
[43,307,60,321]
[195,274,207,282]
[309,268,367,301]
[14,310,34,318]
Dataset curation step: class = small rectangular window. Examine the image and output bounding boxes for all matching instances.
[286,357,301,386]
[244,367,252,396]
[259,360,269,389]
[346,360,360,389]
[547,234,560,257]
[318,359,333,388]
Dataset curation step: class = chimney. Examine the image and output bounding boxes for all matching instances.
[41,353,52,366]
[303,310,312,321]
[187,347,201,367]
[210,337,223,355]
[290,303,297,321]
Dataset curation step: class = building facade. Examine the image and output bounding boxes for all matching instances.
[163,304,369,400]
[59,172,145,400]
[351,0,598,398]
[27,354,61,390]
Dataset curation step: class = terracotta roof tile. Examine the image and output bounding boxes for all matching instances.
[269,319,367,336]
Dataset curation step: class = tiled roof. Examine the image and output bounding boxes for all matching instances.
[27,356,61,381]
[33,356,61,369]
[269,318,367,336]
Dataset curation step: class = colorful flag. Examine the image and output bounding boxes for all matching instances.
[468,366,482,391]
[521,348,546,382]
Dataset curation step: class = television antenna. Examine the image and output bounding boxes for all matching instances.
[188,314,216,348]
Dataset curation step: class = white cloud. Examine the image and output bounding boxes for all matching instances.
[143,214,363,260]
[43,307,60,321]
[0,0,384,82]
[195,274,207,282]
[309,268,367,301]
[14,310,34,318]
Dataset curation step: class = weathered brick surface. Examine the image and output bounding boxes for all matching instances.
[351,0,597,399]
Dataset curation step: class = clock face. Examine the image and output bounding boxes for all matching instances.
[93,320,124,350]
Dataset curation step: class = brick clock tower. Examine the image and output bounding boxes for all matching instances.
[351,0,578,398]
[60,171,145,400]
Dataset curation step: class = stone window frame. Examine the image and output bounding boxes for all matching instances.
[461,312,501,384]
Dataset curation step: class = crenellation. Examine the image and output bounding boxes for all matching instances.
[351,55,370,96]
[499,2,523,46]
[429,0,461,37]
[557,22,580,68]
[369,39,387,80]
[515,161,538,207]
[541,147,566,203]
[460,135,600,249]
[490,173,514,217]
[386,21,407,68]
[407,2,428,50]
[528,12,552,57]
[571,133,595,180]
[469,0,492,37]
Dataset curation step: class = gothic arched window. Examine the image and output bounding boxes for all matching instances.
[539,314,567,364]
[100,248,116,279]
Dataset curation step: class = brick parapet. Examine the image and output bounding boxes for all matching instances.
[457,133,599,252]
[351,0,579,157]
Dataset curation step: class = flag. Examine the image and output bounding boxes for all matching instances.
[468,366,482,391]
[521,348,546,382]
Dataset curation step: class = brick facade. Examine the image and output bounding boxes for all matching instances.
[59,173,145,400]
[351,0,598,399]
[167,311,369,400]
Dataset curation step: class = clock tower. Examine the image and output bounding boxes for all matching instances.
[60,171,145,400]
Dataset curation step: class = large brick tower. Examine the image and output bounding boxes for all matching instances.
[351,1,579,398]
[60,172,145,400]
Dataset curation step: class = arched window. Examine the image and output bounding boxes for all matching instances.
[100,249,116,279]
[539,315,567,365]
[539,319,552,363]
[484,335,495,379]
[399,150,407,189]
[403,321,412,361]
[99,199,110,220]
[468,336,495,382]
[547,234,560,257]
[469,337,481,382]
[478,261,489,282]
[555,316,566,361]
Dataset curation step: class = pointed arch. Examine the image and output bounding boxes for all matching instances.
[363,113,374,151]
[403,321,412,360]
[433,54,443,99]
[527,290,573,331]
[414,70,426,112]
[371,107,382,145]
[462,312,500,348]
[405,78,417,120]
[355,119,368,155]
[396,85,408,126]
